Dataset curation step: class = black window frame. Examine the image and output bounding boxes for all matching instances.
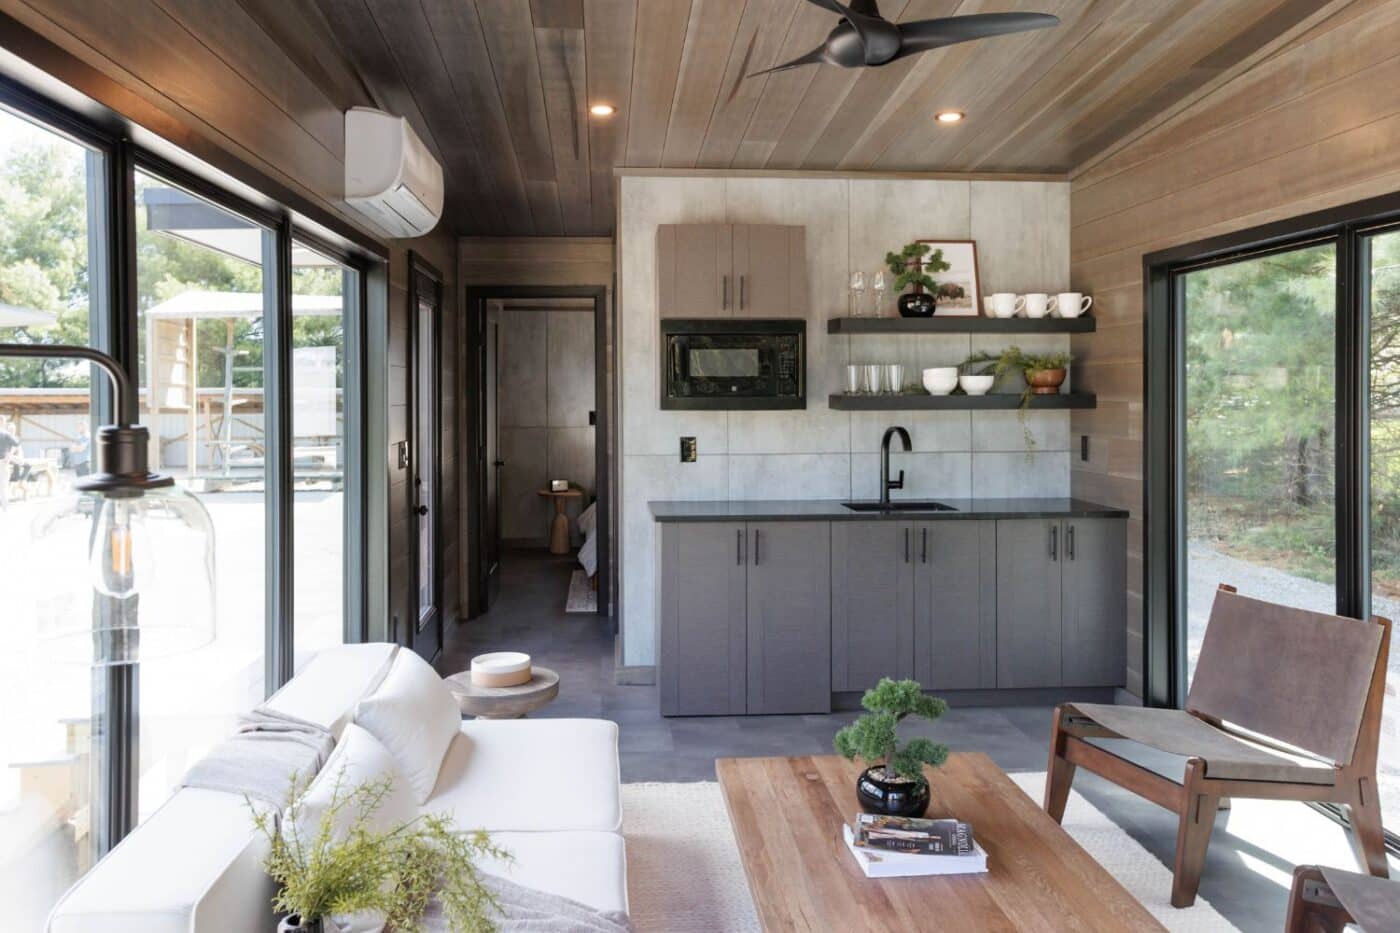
[0,72,376,854]
[1145,190,1400,853]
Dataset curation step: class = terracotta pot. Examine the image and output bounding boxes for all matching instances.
[855,766,930,817]
[1025,367,1066,395]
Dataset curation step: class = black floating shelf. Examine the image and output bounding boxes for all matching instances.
[827,316,1095,334]
[828,392,1097,411]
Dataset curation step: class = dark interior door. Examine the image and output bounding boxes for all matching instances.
[410,261,442,661]
[483,316,501,608]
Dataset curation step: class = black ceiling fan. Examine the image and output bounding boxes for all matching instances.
[749,0,1059,76]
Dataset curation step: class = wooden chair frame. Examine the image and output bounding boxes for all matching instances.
[1044,585,1392,908]
[1283,866,1354,933]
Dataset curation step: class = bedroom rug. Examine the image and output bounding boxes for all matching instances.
[566,570,597,613]
[620,778,1238,933]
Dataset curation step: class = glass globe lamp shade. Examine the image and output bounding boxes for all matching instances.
[29,483,216,666]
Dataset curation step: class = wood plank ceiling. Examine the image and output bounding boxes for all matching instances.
[249,0,1328,237]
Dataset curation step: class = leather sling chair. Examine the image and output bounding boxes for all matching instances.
[1284,864,1400,933]
[1043,584,1391,908]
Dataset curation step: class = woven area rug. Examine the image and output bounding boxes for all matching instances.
[621,777,1238,933]
[565,569,597,613]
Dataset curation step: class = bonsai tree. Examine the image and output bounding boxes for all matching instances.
[884,242,951,294]
[834,678,949,786]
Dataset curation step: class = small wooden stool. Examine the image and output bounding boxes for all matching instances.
[537,487,582,554]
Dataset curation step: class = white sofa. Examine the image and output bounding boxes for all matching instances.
[46,643,627,932]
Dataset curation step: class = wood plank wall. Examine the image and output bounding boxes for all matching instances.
[0,0,464,642]
[1069,0,1400,698]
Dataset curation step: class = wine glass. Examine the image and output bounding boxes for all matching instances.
[872,270,888,317]
[850,271,867,318]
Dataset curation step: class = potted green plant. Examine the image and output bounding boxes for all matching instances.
[959,346,1073,454]
[834,678,949,818]
[885,242,951,318]
[251,775,509,933]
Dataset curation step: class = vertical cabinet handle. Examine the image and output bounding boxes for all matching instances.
[737,528,744,565]
[1067,524,1075,560]
[1050,524,1058,561]
[753,528,761,565]
[904,527,910,563]
[921,527,928,564]
[722,275,729,311]
[739,274,746,310]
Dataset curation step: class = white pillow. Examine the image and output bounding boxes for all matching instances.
[288,723,417,933]
[352,649,462,804]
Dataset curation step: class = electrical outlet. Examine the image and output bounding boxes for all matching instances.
[1080,435,1090,462]
[680,437,697,462]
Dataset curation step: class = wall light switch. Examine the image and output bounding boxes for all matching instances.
[395,440,410,470]
[680,437,697,462]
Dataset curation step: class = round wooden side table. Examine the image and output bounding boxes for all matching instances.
[444,667,559,719]
[537,487,582,554]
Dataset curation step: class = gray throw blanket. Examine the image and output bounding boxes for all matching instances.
[414,874,632,933]
[180,707,335,805]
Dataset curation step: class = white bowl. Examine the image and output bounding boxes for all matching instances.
[959,374,995,396]
[922,367,958,395]
[471,651,532,687]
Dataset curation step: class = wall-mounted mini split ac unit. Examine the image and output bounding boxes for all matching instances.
[344,107,444,239]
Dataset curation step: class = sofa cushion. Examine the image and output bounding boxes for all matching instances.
[265,643,398,738]
[353,650,461,803]
[422,719,620,833]
[479,831,628,917]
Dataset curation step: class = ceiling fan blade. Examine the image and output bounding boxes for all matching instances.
[895,12,1059,56]
[746,44,831,78]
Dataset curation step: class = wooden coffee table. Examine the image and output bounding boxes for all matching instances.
[716,753,1164,932]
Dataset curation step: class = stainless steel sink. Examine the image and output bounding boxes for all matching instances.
[841,500,957,513]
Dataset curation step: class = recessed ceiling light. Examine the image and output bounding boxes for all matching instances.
[589,103,617,117]
[935,110,965,124]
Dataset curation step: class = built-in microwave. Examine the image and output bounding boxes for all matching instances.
[661,318,805,410]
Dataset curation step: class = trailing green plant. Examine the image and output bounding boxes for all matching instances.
[833,678,949,786]
[959,347,1074,455]
[884,242,950,293]
[249,773,511,932]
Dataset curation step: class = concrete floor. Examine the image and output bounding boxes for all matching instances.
[439,548,1398,933]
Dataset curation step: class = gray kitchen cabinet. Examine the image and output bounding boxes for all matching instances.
[996,519,1065,688]
[658,522,746,715]
[656,223,805,318]
[1062,518,1128,686]
[831,521,914,691]
[732,225,807,318]
[915,521,997,690]
[746,521,832,714]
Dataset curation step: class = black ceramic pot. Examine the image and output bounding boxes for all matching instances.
[856,766,930,818]
[278,915,323,933]
[898,291,936,317]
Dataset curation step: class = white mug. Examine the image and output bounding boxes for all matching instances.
[1023,293,1052,319]
[988,293,1025,318]
[1051,292,1093,318]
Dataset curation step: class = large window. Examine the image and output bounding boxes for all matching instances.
[0,77,372,902]
[0,104,105,929]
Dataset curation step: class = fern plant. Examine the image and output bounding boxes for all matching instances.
[833,678,949,786]
[884,242,951,293]
[249,773,511,932]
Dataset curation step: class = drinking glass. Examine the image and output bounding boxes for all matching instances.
[885,363,905,394]
[844,364,861,396]
[850,271,867,318]
[872,270,888,317]
[862,363,883,395]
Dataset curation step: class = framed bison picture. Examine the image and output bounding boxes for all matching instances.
[916,239,981,316]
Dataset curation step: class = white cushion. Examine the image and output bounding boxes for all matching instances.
[265,643,398,738]
[480,831,628,916]
[289,724,415,933]
[353,650,461,803]
[422,719,620,833]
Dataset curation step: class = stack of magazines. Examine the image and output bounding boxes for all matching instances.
[842,813,989,878]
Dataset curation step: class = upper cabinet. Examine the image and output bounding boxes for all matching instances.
[657,223,806,318]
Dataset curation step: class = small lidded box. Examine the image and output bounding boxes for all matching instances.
[470,651,532,687]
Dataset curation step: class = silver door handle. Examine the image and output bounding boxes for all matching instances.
[722,275,729,311]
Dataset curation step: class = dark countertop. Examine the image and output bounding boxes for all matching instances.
[648,498,1129,522]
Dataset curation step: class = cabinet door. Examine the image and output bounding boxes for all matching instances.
[995,519,1064,688]
[914,521,997,690]
[832,521,914,692]
[747,521,832,714]
[656,224,732,317]
[732,225,806,317]
[659,523,747,715]
[1062,519,1127,687]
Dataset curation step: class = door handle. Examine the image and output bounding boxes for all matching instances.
[921,527,928,564]
[722,275,729,311]
[1067,524,1075,560]
[753,528,761,565]
[737,528,744,565]
[416,505,429,516]
[1050,524,1058,561]
[904,527,910,564]
[492,460,505,467]
[739,274,746,310]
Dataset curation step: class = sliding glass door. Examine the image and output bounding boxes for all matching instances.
[1179,244,1338,680]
